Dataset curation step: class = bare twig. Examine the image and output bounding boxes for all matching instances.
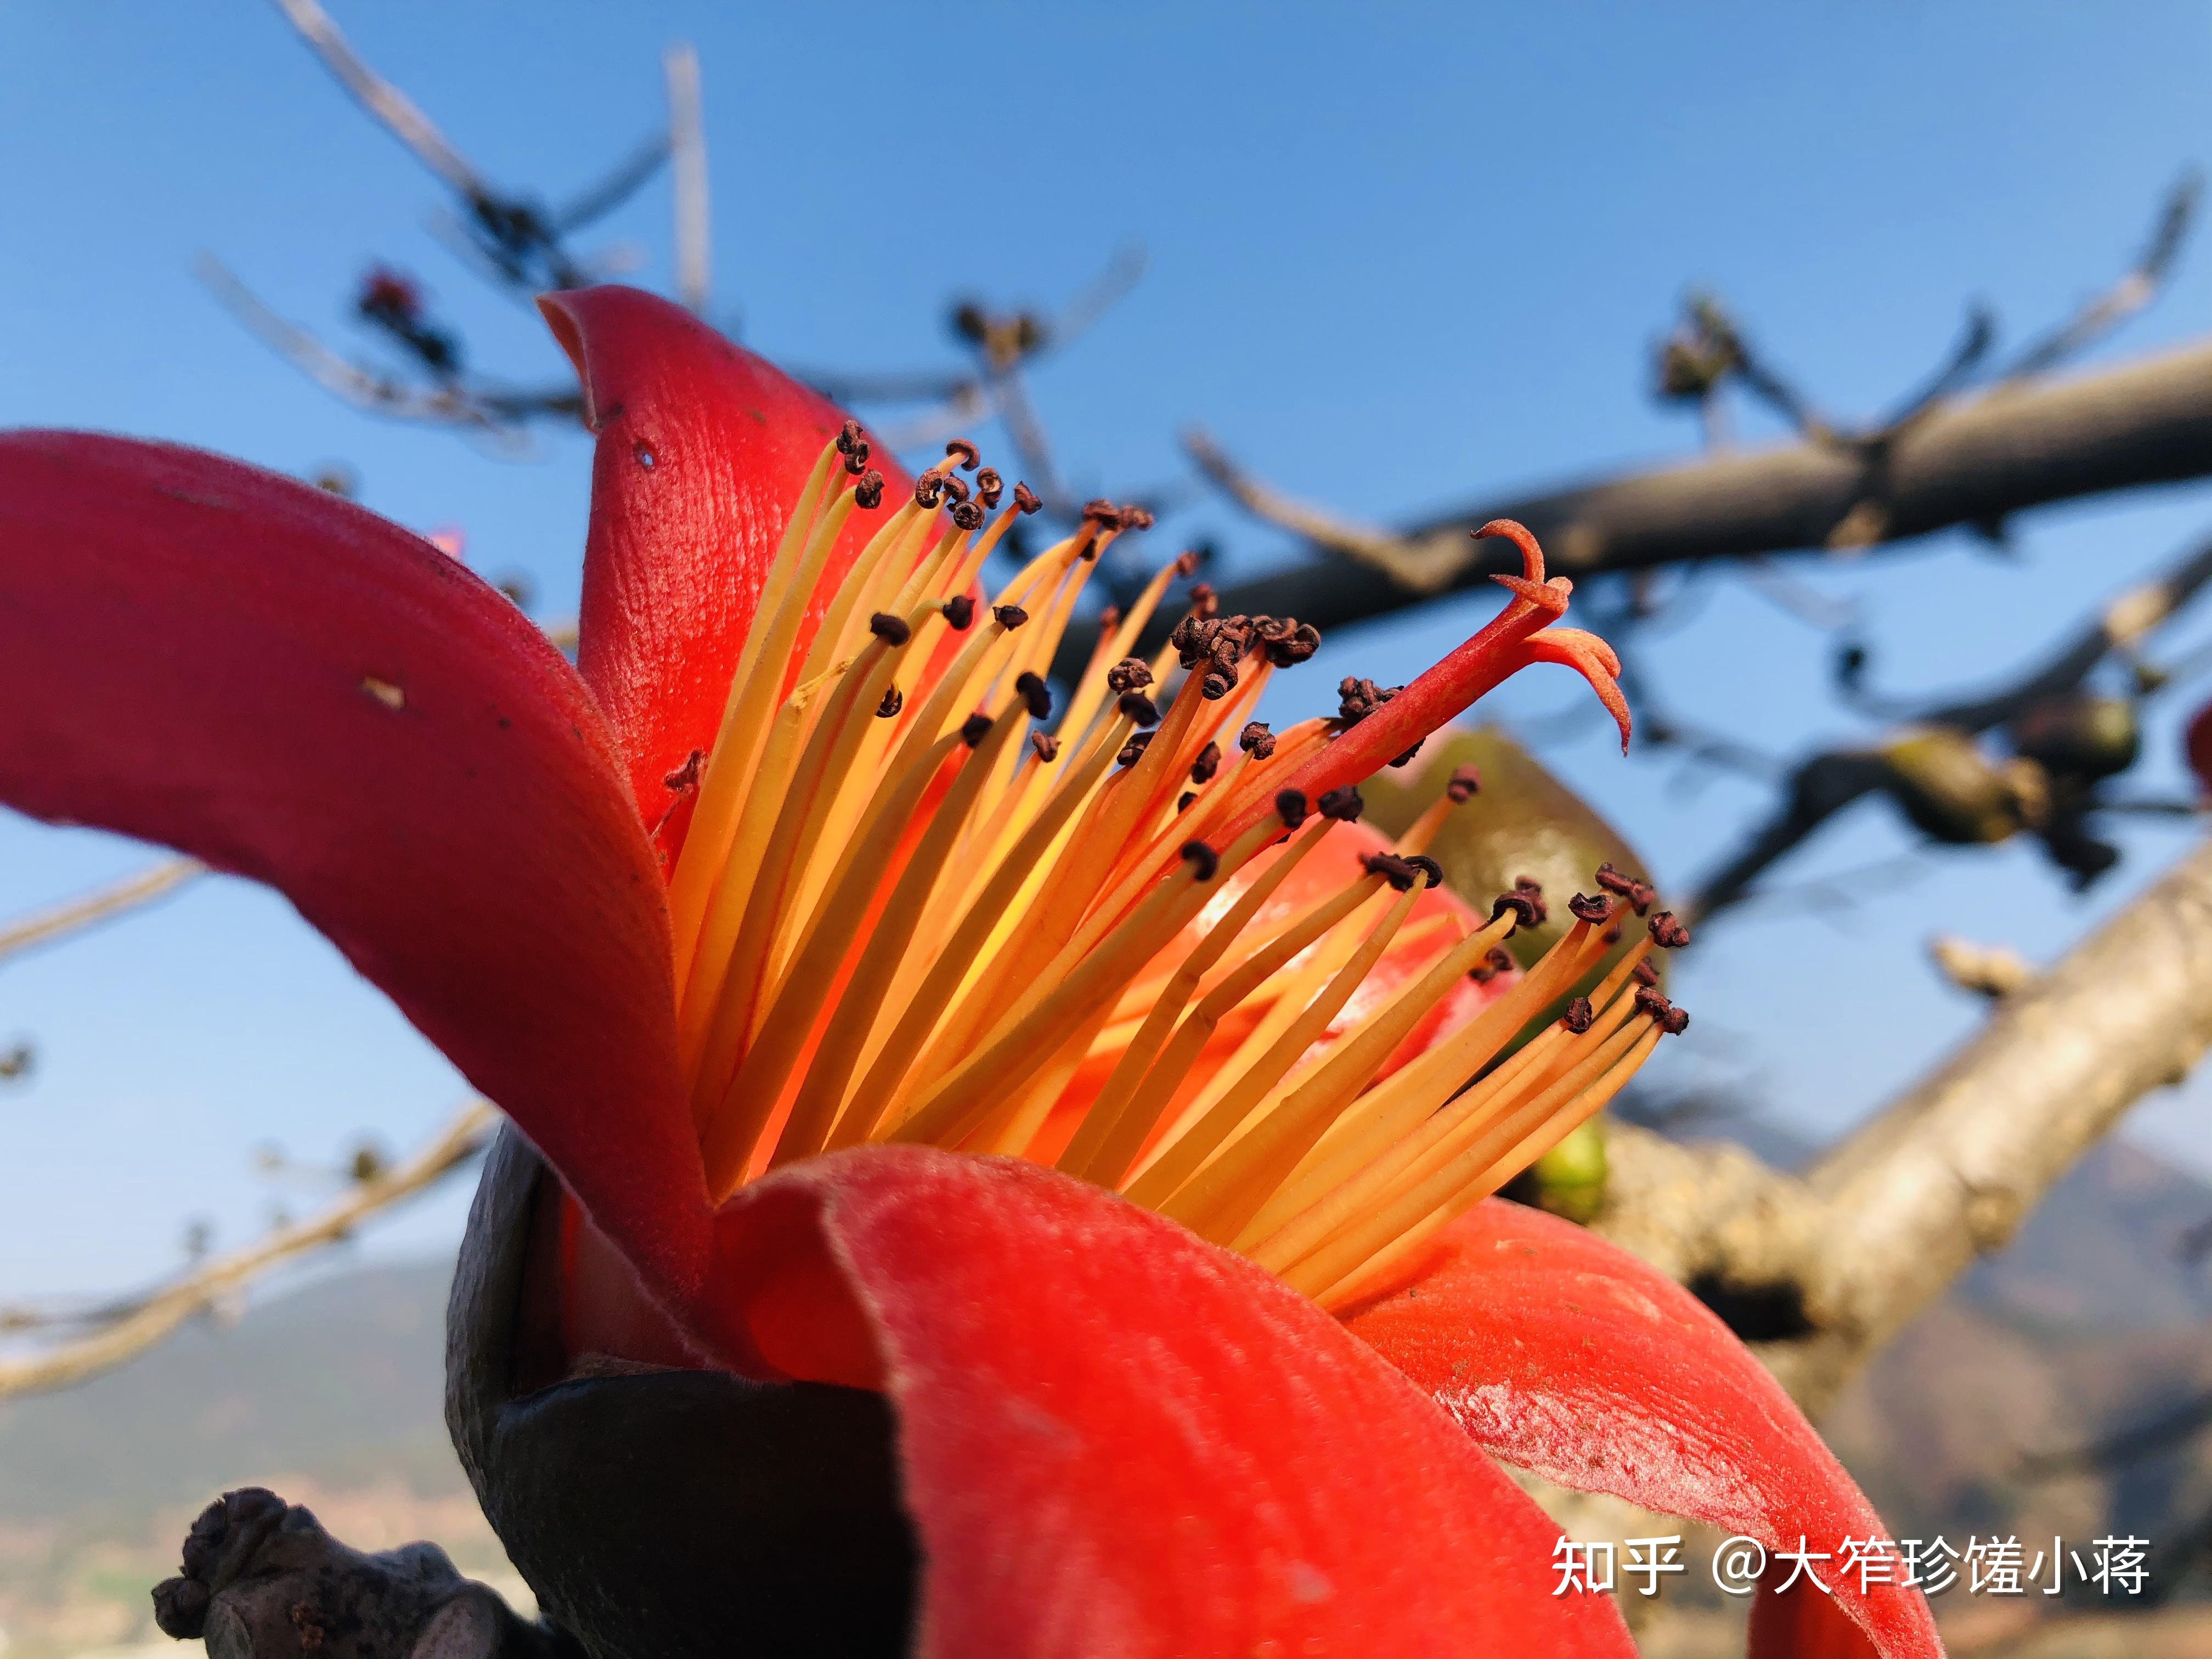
[2001,168,2201,380]
[0,1100,496,1398]
[1927,934,2036,999]
[1180,427,1465,592]
[664,43,710,316]
[1154,335,2212,671]
[1684,527,2212,921]
[0,857,202,966]
[1871,303,1995,437]
[196,255,580,435]
[552,131,671,236]
[268,0,484,200]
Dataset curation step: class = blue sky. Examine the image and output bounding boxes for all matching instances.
[3,2,2210,1297]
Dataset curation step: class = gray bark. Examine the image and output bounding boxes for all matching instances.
[1091,341,2212,677]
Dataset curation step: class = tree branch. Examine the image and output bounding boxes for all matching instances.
[0,856,202,966]
[0,1100,495,1398]
[1160,338,2212,658]
[267,0,484,201]
[1683,524,2212,922]
[1800,836,2212,1367]
[1594,834,2212,1417]
[663,44,710,317]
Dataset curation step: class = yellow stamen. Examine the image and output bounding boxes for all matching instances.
[652,440,1675,1318]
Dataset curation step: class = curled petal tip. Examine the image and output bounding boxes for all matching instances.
[1472,518,1547,584]
[1515,627,1632,753]
[1491,573,1569,614]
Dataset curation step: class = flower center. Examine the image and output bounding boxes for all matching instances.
[660,429,1682,1308]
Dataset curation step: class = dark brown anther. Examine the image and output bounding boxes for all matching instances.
[1469,943,1516,983]
[1362,851,1418,891]
[944,438,980,471]
[975,467,1005,507]
[1335,676,1403,725]
[1030,731,1060,763]
[854,470,886,510]
[1601,923,1623,945]
[151,1575,210,1641]
[994,603,1030,630]
[1239,721,1277,759]
[1487,945,1514,974]
[1200,667,1238,701]
[1189,741,1222,785]
[1508,877,1549,926]
[1447,765,1481,803]
[1568,893,1611,924]
[914,470,947,509]
[1013,482,1043,515]
[843,442,871,475]
[1632,959,1660,987]
[1491,890,1543,934]
[1119,504,1155,530]
[1561,996,1595,1035]
[1107,657,1154,694]
[1593,862,1643,898]
[941,594,976,630]
[868,612,912,646]
[1177,791,1198,812]
[1629,882,1656,917]
[1118,690,1162,727]
[1404,854,1444,888]
[1648,911,1691,949]
[1181,840,1220,881]
[1169,613,1216,668]
[1275,788,1308,828]
[1661,1004,1690,1035]
[1318,786,1364,822]
[1118,729,1156,766]
[1175,549,1203,577]
[1188,582,1220,620]
[876,687,905,720]
[938,473,971,507]
[1271,619,1321,667]
[836,418,864,455]
[1254,615,1319,667]
[1634,984,1674,1024]
[1389,740,1425,769]
[961,712,994,748]
[662,748,706,793]
[952,500,985,530]
[1081,497,1121,531]
[1015,670,1052,720]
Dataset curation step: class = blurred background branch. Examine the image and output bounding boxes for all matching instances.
[0,1099,493,1398]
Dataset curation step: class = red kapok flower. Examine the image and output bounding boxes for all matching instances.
[0,286,1939,1659]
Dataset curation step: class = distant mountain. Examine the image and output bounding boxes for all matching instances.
[0,1261,460,1531]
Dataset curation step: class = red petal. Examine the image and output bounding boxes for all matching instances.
[539,287,909,859]
[1750,1570,1903,1659]
[1341,1200,1942,1659]
[0,432,710,1299]
[697,1147,1635,1658]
